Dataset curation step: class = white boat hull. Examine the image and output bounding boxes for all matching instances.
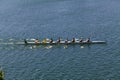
[16,41,106,45]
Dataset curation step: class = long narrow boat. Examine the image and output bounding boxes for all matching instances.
[15,40,106,45]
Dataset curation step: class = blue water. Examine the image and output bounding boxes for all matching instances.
[0,0,120,80]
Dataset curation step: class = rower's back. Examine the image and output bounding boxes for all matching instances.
[57,38,61,43]
[50,38,53,43]
[86,38,90,42]
[72,38,75,43]
[65,38,68,43]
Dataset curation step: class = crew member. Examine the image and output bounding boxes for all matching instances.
[86,38,90,42]
[50,38,53,43]
[57,37,61,43]
[24,39,27,44]
[79,37,83,42]
[65,38,68,43]
[72,38,75,43]
[35,39,39,43]
[42,38,46,43]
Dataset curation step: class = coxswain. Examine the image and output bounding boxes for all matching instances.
[50,38,53,43]
[57,37,61,43]
[24,39,27,44]
[86,38,90,42]
[72,38,75,43]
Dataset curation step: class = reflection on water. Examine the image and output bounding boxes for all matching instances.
[0,42,106,51]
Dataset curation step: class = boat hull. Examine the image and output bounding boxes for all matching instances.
[15,41,106,45]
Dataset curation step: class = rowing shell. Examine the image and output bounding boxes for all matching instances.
[15,41,106,45]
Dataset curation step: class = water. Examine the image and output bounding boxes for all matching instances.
[0,0,120,80]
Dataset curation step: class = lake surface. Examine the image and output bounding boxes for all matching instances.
[0,0,120,80]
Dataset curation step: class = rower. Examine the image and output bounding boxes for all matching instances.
[79,37,83,42]
[71,38,75,43]
[57,37,61,43]
[50,38,53,43]
[86,38,90,42]
[35,39,39,43]
[65,38,68,43]
[42,38,46,43]
[24,39,27,44]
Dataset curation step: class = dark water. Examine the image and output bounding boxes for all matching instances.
[0,0,120,80]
